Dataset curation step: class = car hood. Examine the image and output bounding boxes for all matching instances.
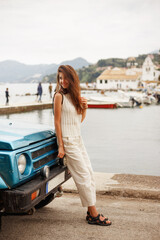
[0,119,55,150]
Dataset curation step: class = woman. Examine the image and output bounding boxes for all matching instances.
[54,65,112,226]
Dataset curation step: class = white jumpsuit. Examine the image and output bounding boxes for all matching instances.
[60,93,96,207]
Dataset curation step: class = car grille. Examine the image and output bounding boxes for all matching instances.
[33,152,58,169]
[32,143,58,169]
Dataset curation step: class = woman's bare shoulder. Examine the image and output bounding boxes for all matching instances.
[54,92,62,98]
[54,92,63,103]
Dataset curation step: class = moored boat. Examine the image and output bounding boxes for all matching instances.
[88,101,117,109]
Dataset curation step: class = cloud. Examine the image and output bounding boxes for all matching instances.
[0,0,159,64]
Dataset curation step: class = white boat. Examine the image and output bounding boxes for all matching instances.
[89,95,132,108]
[118,90,157,105]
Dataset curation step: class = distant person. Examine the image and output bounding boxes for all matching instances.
[5,88,10,105]
[37,83,43,102]
[92,82,96,89]
[49,83,53,99]
[86,82,88,88]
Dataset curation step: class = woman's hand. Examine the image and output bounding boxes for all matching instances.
[80,97,88,122]
[58,145,65,159]
[80,97,88,109]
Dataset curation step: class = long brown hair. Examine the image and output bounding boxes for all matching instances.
[56,65,83,114]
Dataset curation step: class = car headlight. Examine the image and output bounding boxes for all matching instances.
[18,154,27,174]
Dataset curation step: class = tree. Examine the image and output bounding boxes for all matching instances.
[97,59,107,67]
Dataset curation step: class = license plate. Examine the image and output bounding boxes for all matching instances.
[46,172,65,193]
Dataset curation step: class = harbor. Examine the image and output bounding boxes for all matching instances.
[0,90,159,114]
[0,84,160,114]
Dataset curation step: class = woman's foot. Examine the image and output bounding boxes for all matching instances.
[87,206,111,226]
[86,211,108,221]
[88,214,112,226]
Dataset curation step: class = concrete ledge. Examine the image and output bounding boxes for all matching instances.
[63,172,160,201]
[98,188,160,200]
[0,102,52,115]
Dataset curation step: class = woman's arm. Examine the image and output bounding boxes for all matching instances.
[81,109,87,122]
[81,97,88,123]
[54,93,65,158]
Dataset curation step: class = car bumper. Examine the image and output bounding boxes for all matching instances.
[0,165,71,213]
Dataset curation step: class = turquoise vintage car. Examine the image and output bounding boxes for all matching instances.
[0,119,70,217]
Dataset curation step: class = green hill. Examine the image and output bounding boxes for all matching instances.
[42,54,160,83]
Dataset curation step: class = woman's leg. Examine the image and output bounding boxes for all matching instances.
[88,206,98,217]
[63,137,111,225]
[63,137,96,207]
[79,137,96,204]
[79,137,111,225]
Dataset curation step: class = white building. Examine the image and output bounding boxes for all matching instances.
[96,67,141,90]
[141,55,160,82]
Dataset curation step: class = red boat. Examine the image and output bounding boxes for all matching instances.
[88,102,117,109]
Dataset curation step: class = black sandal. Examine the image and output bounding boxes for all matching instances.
[86,211,108,221]
[88,214,112,226]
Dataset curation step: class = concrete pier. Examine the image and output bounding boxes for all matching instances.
[0,101,52,115]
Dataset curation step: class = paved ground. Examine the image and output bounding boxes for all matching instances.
[0,193,160,240]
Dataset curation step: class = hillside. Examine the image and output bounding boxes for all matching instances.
[78,54,160,82]
[0,57,90,83]
[1,53,159,83]
[43,54,160,83]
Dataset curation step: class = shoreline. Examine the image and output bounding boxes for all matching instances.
[62,172,160,201]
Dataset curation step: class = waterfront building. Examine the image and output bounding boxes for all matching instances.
[96,67,141,90]
[141,55,160,87]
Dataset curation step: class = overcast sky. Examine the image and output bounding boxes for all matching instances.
[0,0,159,65]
